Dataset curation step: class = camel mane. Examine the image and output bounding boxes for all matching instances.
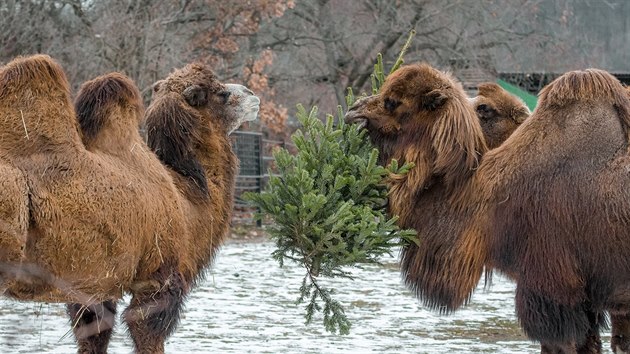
[359,64,488,313]
[146,93,208,200]
[145,63,224,201]
[383,64,487,195]
[75,72,143,145]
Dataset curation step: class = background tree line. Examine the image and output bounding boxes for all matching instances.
[1,0,627,139]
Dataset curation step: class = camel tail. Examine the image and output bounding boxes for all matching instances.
[75,73,143,143]
[0,55,70,100]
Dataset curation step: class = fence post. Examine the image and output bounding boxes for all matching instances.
[256,133,263,227]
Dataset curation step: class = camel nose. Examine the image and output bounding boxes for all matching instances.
[348,96,367,111]
[344,96,371,124]
[244,88,254,96]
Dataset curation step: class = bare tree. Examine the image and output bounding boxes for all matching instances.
[255,0,571,114]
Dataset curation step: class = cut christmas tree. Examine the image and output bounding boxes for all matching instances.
[244,31,417,335]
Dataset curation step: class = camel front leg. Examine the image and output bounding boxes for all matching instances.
[516,285,602,354]
[612,312,630,353]
[541,342,577,354]
[123,263,187,354]
[536,310,602,354]
[67,300,117,354]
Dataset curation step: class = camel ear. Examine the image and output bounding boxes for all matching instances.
[153,80,164,93]
[421,89,448,111]
[183,84,207,107]
[511,106,530,124]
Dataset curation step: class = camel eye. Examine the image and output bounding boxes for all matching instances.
[384,98,400,113]
[476,104,496,119]
[218,91,231,104]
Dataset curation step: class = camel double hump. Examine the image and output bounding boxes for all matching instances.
[345,63,630,354]
[0,55,259,353]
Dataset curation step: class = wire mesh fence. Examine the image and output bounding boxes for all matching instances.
[231,131,288,226]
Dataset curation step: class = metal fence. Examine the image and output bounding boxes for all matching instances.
[231,131,285,225]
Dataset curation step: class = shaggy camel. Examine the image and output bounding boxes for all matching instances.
[0,55,259,353]
[471,82,530,149]
[345,63,630,353]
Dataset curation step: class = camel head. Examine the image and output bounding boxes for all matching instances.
[145,63,259,200]
[470,83,530,149]
[150,63,260,135]
[345,63,487,194]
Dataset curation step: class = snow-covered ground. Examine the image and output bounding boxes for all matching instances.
[0,241,609,353]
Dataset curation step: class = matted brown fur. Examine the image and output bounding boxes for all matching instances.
[346,64,630,352]
[0,161,28,264]
[0,55,193,302]
[0,56,257,353]
[75,72,144,149]
[473,82,530,149]
[346,63,488,312]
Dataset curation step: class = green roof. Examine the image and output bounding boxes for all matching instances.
[496,79,538,111]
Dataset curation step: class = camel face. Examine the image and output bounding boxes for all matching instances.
[346,64,485,173]
[225,83,260,134]
[345,64,462,141]
[470,83,530,149]
[152,64,259,136]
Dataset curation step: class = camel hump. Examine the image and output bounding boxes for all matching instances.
[75,73,143,143]
[0,55,82,153]
[539,68,630,140]
[540,69,628,107]
[0,54,70,99]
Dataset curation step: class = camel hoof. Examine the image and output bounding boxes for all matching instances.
[612,336,630,354]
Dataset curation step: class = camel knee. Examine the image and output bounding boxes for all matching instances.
[123,265,186,354]
[67,300,117,354]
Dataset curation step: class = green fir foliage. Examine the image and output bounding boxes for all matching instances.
[244,30,417,335]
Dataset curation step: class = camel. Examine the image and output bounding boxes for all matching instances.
[0,55,259,353]
[471,82,530,149]
[345,63,630,353]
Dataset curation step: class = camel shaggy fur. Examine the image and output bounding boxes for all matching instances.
[345,63,630,353]
[0,55,259,353]
[471,82,530,149]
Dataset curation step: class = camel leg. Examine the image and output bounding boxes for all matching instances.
[575,310,603,354]
[517,285,601,354]
[540,342,577,354]
[67,300,117,354]
[612,312,630,353]
[123,264,186,354]
[537,312,602,354]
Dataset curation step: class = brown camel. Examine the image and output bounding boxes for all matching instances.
[471,82,530,149]
[0,55,259,353]
[345,63,630,353]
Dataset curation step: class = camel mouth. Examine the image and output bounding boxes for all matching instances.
[344,111,367,129]
[242,96,260,122]
[352,118,367,129]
